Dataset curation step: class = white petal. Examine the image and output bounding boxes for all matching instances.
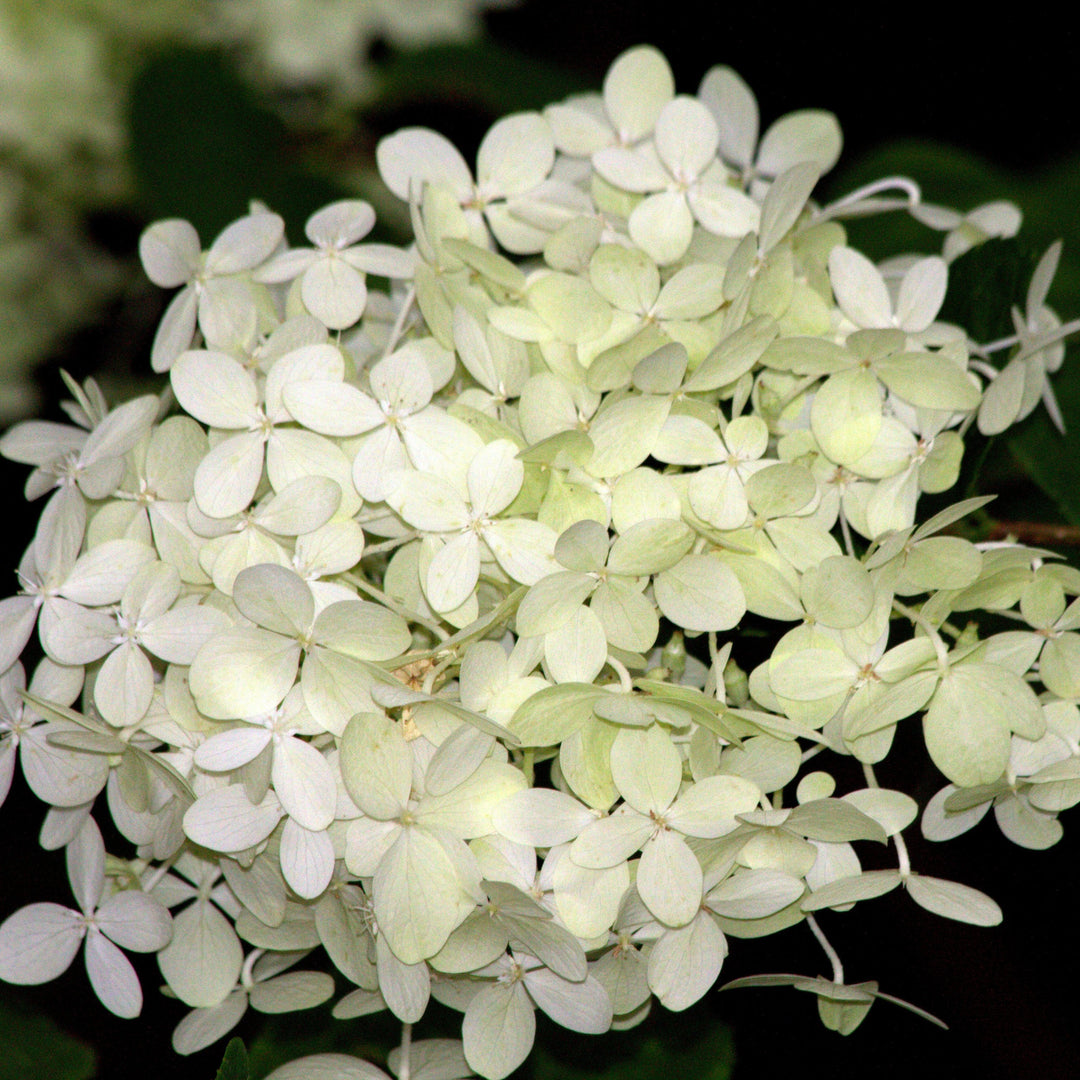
[66,816,105,915]
[302,257,368,330]
[655,96,719,180]
[183,786,284,852]
[647,910,727,1010]
[463,981,535,1080]
[629,191,694,266]
[828,247,892,329]
[172,990,249,1055]
[377,128,474,203]
[272,735,337,832]
[158,900,243,1008]
[493,789,595,848]
[193,432,266,519]
[97,891,173,952]
[85,931,143,1018]
[280,818,336,899]
[638,830,703,927]
[204,212,284,275]
[0,902,82,983]
[604,45,675,143]
[477,113,555,198]
[139,219,200,287]
[171,350,258,430]
[524,968,612,1034]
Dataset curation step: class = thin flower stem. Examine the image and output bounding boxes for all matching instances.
[838,505,855,559]
[975,333,1020,356]
[382,285,417,358]
[362,532,418,557]
[775,374,821,412]
[988,520,1080,547]
[891,597,962,644]
[422,653,457,696]
[240,948,265,990]
[141,849,181,895]
[813,177,921,223]
[343,571,449,640]
[398,1022,413,1080]
[863,763,912,878]
[606,654,634,693]
[806,913,844,984]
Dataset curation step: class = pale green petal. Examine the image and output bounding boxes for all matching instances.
[895,258,947,333]
[340,712,412,820]
[638,829,703,927]
[707,869,806,919]
[647,910,727,1010]
[698,65,758,169]
[313,601,411,661]
[171,350,257,429]
[492,789,595,848]
[279,818,335,899]
[585,393,670,478]
[654,554,746,632]
[426,532,481,613]
[249,971,336,1014]
[375,828,474,964]
[629,191,694,266]
[811,369,882,466]
[904,874,1002,926]
[544,604,607,684]
[273,736,337,832]
[828,247,891,329]
[463,981,535,1080]
[193,432,265,519]
[589,244,659,314]
[591,579,659,652]
[687,183,760,239]
[610,724,681,814]
[377,128,473,203]
[234,563,314,635]
[189,628,300,720]
[603,45,674,143]
[94,642,153,728]
[756,110,842,177]
[484,519,559,586]
[516,573,595,636]
[477,113,554,198]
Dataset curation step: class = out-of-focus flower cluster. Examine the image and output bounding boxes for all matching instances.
[0,43,1076,1080]
[0,0,513,422]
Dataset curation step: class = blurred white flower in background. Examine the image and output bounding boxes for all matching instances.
[0,0,514,422]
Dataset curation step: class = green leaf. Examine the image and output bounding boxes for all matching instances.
[0,997,96,1080]
[1010,363,1080,524]
[215,1038,250,1080]
[530,1006,735,1080]
[131,49,348,241]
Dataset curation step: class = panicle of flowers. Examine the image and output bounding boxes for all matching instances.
[1,42,1079,1080]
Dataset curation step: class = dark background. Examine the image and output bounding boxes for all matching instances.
[3,3,1080,1079]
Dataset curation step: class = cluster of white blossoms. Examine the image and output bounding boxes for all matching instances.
[1,43,1079,1080]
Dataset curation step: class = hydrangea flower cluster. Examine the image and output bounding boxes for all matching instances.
[1,44,1078,1080]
